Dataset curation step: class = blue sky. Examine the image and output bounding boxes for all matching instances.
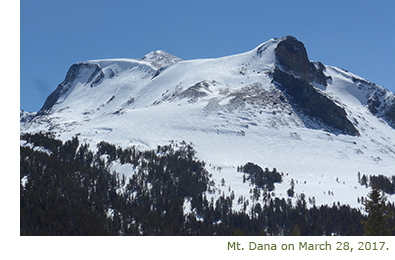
[20,0,395,112]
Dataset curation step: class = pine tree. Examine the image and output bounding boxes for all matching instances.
[361,185,394,235]
[291,224,300,236]
[233,229,243,236]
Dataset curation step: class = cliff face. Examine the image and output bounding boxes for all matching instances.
[272,36,359,136]
[37,63,103,116]
[274,36,330,85]
[272,68,359,135]
[275,36,311,80]
[351,76,395,129]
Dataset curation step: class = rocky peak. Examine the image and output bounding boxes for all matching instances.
[142,50,182,69]
[36,62,103,116]
[275,36,310,80]
[272,36,358,136]
[274,36,330,86]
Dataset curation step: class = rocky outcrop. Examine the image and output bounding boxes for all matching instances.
[275,36,331,86]
[20,110,36,124]
[368,93,395,129]
[143,50,182,69]
[272,36,359,136]
[272,68,359,135]
[275,36,311,80]
[180,81,211,102]
[36,63,103,116]
[352,76,395,129]
[309,61,331,86]
[385,104,395,128]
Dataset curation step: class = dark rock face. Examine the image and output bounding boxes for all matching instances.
[275,36,331,86]
[36,84,66,116]
[180,81,211,102]
[142,50,182,69]
[385,104,395,128]
[87,67,104,87]
[352,77,395,129]
[309,61,331,86]
[272,69,359,136]
[275,36,311,80]
[20,110,36,124]
[369,95,395,129]
[272,36,359,136]
[37,63,103,115]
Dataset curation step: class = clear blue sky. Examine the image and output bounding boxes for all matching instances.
[20,0,395,112]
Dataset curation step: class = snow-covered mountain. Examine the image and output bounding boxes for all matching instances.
[20,110,36,124]
[21,36,395,210]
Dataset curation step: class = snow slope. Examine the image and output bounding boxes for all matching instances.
[21,36,395,210]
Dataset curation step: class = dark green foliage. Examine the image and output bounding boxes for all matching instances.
[369,175,395,195]
[291,224,300,236]
[360,174,368,187]
[21,133,393,236]
[20,142,116,235]
[361,185,395,236]
[21,132,62,155]
[359,173,395,195]
[20,134,209,235]
[287,179,295,197]
[238,162,282,191]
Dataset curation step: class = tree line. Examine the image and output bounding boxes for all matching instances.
[358,172,395,195]
[20,133,395,235]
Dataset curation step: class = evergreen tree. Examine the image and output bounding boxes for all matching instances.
[21,133,381,236]
[291,224,300,235]
[361,185,394,235]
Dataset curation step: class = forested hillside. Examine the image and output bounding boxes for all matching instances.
[20,133,395,235]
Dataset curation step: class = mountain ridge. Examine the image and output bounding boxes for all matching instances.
[21,36,395,209]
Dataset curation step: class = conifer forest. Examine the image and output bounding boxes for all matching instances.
[20,133,395,235]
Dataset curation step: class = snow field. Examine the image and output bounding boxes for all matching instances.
[21,37,395,213]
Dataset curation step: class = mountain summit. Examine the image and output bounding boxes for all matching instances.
[21,36,395,208]
[142,50,182,69]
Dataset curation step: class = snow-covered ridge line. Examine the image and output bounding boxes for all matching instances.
[20,36,395,209]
